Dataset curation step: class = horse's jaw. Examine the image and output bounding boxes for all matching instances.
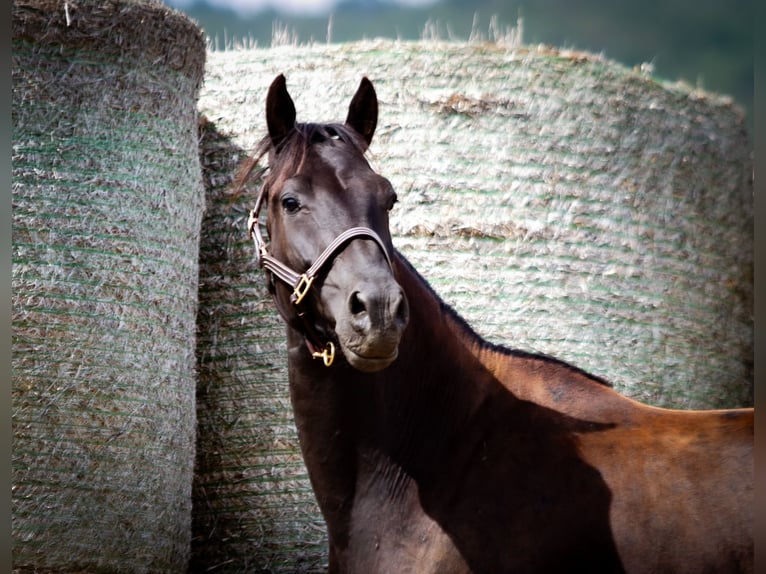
[339,339,400,372]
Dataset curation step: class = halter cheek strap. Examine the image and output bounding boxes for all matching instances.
[247,187,393,366]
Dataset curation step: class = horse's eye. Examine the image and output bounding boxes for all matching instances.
[387,193,398,211]
[281,196,301,213]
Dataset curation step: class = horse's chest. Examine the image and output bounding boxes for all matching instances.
[344,484,469,574]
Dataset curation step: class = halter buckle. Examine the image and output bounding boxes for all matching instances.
[292,274,315,306]
[311,341,335,367]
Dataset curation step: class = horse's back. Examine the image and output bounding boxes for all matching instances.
[586,407,752,572]
[479,344,754,572]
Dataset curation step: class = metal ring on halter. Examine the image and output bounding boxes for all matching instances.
[311,342,335,367]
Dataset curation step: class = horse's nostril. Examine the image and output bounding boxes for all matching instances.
[349,291,367,316]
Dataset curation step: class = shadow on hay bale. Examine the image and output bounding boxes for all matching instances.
[193,117,326,573]
[12,1,205,572]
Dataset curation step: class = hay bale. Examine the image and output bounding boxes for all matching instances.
[12,1,205,572]
[194,40,752,570]
[192,118,326,573]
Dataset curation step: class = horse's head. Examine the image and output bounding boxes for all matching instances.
[253,74,409,372]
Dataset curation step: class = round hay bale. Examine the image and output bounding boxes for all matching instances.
[192,118,326,573]
[12,1,205,572]
[194,40,752,571]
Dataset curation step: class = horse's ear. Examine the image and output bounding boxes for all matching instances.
[345,77,378,147]
[266,74,296,147]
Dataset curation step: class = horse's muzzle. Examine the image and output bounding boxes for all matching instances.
[337,280,409,372]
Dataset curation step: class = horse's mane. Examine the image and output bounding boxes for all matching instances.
[394,253,614,388]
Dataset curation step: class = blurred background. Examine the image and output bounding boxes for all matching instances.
[165,0,753,137]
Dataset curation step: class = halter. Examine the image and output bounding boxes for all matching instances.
[247,184,393,367]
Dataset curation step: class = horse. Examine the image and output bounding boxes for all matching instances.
[240,74,754,573]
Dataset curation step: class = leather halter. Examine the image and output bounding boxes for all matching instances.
[247,184,393,366]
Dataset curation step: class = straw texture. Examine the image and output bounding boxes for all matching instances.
[192,117,327,573]
[193,40,752,571]
[12,1,205,571]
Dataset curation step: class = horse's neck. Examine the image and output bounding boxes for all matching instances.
[286,251,498,470]
[391,252,632,423]
[284,256,490,546]
[392,251,526,398]
[288,251,623,448]
[379,253,504,425]
[393,252,481,367]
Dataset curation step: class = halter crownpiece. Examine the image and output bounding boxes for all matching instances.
[247,185,393,366]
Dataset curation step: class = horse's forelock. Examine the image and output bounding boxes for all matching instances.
[278,122,367,159]
[263,122,368,192]
[234,122,370,204]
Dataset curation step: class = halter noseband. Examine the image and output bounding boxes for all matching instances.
[247,185,393,366]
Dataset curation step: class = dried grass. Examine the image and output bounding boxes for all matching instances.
[192,118,327,574]
[194,39,753,572]
[12,1,205,572]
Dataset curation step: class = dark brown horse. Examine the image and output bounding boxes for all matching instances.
[241,74,754,573]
